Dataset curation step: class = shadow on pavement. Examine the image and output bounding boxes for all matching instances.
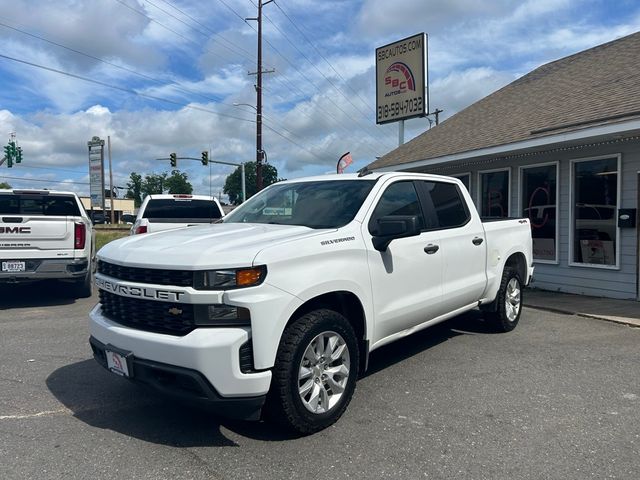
[47,310,498,446]
[0,280,78,309]
[364,309,496,377]
[46,359,298,446]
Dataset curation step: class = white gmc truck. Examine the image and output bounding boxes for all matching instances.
[0,189,94,297]
[89,172,533,434]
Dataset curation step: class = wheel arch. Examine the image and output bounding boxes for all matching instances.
[505,251,527,283]
[287,291,369,373]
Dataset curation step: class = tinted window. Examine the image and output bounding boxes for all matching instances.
[369,181,424,235]
[521,164,557,261]
[572,157,618,265]
[143,199,223,221]
[224,180,376,229]
[480,170,509,217]
[0,194,80,216]
[423,181,469,228]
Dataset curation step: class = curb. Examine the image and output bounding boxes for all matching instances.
[525,304,640,328]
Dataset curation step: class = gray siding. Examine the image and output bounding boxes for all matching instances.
[418,140,640,300]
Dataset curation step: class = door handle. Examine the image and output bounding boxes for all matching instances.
[424,244,439,254]
[472,237,484,246]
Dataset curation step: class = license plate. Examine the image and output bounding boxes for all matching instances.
[106,349,132,378]
[1,261,25,273]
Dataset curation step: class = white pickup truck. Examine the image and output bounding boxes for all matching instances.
[0,189,94,297]
[131,194,224,235]
[89,172,533,434]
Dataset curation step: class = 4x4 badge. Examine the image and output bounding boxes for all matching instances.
[168,307,182,316]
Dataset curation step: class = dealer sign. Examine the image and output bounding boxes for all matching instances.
[376,33,428,124]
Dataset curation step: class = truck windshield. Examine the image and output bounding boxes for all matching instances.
[224,180,376,229]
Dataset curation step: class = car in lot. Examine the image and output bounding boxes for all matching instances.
[90,172,533,433]
[121,213,136,224]
[0,189,94,297]
[90,212,110,225]
[131,194,224,234]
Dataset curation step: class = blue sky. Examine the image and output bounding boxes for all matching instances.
[0,0,639,200]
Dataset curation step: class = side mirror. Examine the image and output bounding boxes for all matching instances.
[371,215,421,252]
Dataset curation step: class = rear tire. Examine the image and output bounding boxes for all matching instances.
[265,309,359,435]
[71,270,92,298]
[484,267,523,332]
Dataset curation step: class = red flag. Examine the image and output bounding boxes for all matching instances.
[337,152,353,174]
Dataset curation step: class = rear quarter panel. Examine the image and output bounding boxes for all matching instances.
[481,218,533,302]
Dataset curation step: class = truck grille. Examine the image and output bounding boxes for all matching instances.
[97,260,194,287]
[98,290,195,336]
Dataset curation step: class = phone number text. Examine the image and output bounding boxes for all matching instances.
[377,96,424,122]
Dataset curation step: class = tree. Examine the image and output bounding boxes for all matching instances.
[125,170,193,206]
[0,182,11,189]
[223,162,280,205]
[141,173,166,198]
[125,172,143,208]
[164,170,193,194]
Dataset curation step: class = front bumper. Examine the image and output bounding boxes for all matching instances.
[0,257,89,282]
[89,304,272,399]
[89,336,266,420]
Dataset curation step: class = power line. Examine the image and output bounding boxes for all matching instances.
[220,1,390,157]
[242,10,393,153]
[112,0,249,68]
[272,1,376,116]
[18,164,87,175]
[263,9,375,123]
[0,19,242,109]
[0,53,256,123]
[214,0,250,23]
[146,0,256,62]
[0,53,342,165]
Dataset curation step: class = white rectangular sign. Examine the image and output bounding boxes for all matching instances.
[88,141,104,208]
[376,33,428,124]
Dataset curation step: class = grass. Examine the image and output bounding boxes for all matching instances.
[95,230,129,251]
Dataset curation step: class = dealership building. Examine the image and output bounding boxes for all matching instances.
[368,32,640,300]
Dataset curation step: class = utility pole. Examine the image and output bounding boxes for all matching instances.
[247,0,274,192]
[108,135,115,224]
[430,108,443,125]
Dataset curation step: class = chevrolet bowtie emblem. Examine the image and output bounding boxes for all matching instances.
[168,307,183,316]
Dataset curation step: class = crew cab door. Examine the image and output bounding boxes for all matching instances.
[416,180,487,310]
[363,180,444,343]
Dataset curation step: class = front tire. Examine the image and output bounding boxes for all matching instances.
[266,309,359,435]
[485,267,523,332]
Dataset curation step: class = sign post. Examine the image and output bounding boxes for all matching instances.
[87,136,105,216]
[375,33,428,145]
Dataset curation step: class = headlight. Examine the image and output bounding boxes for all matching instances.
[195,266,267,290]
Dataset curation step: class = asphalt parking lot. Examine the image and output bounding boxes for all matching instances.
[1,282,639,480]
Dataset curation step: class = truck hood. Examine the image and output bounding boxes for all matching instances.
[98,222,329,269]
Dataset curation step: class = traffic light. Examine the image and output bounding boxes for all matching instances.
[170,152,177,167]
[16,146,22,163]
[3,144,12,168]
[201,151,208,166]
